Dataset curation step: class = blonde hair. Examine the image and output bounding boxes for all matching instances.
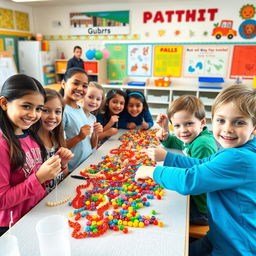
[212,84,256,126]
[168,95,205,122]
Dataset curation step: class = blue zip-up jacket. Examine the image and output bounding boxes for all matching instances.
[118,110,154,129]
[154,137,256,256]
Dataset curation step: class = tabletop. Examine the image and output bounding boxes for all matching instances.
[4,131,189,256]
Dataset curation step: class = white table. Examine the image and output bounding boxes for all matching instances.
[4,132,189,256]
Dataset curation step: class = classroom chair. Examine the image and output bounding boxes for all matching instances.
[189,224,209,239]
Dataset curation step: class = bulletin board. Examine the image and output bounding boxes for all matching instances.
[0,51,17,90]
[154,45,183,77]
[183,45,231,78]
[105,43,255,82]
[230,45,256,79]
[127,44,152,77]
[106,44,127,81]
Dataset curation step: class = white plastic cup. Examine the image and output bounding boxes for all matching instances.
[0,234,20,256]
[36,215,71,256]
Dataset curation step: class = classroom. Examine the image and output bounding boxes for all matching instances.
[0,0,255,255]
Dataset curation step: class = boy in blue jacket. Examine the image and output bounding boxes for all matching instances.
[135,84,256,256]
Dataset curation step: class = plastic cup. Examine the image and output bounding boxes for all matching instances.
[36,215,71,256]
[0,234,20,256]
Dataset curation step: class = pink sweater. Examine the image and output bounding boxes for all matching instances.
[0,132,46,227]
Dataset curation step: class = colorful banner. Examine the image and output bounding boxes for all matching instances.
[230,45,256,79]
[183,45,230,77]
[70,11,129,36]
[127,45,152,77]
[154,45,183,77]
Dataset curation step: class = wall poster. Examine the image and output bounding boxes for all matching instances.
[183,45,231,77]
[230,45,256,79]
[154,45,183,77]
[70,11,129,36]
[127,44,152,76]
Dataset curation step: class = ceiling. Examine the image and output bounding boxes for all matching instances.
[6,0,176,7]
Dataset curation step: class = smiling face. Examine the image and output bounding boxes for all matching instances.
[3,92,44,135]
[212,102,256,148]
[83,87,103,113]
[63,72,88,106]
[41,97,63,132]
[108,94,125,115]
[127,97,143,117]
[170,110,206,144]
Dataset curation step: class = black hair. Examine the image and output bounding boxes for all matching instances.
[101,89,126,125]
[59,67,88,96]
[126,89,149,111]
[0,74,47,171]
[73,46,82,52]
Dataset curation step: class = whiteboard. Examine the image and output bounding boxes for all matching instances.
[0,55,17,92]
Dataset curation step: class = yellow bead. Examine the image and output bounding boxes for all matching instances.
[139,222,145,228]
[128,221,133,227]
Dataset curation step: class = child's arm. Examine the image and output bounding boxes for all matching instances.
[91,122,103,149]
[141,110,154,129]
[98,128,118,141]
[136,149,244,195]
[55,147,74,177]
[0,155,61,210]
[103,115,119,131]
[66,124,91,149]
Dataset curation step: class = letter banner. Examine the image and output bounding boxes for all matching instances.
[70,11,130,36]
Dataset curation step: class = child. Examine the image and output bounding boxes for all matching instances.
[119,90,154,130]
[82,81,104,148]
[154,95,218,225]
[135,84,256,256]
[97,89,126,143]
[38,88,73,193]
[0,74,62,236]
[67,45,84,70]
[61,68,101,172]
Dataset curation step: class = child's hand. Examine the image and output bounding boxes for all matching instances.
[127,122,136,129]
[78,124,91,140]
[135,166,155,181]
[156,114,168,130]
[93,122,103,136]
[56,147,74,168]
[141,122,149,130]
[36,155,62,184]
[110,115,119,126]
[147,147,167,162]
[156,128,169,141]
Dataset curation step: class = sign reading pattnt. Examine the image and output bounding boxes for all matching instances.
[70,11,129,36]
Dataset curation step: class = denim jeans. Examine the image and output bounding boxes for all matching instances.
[189,235,213,256]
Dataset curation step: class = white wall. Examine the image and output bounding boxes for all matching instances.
[31,0,255,86]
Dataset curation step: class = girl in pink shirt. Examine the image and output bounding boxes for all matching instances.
[0,74,62,236]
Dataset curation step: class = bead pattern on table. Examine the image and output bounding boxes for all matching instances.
[68,129,165,239]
